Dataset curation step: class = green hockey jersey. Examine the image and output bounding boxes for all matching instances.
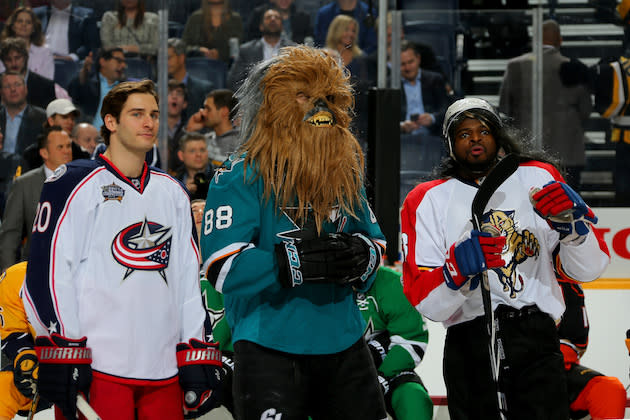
[357,266,429,377]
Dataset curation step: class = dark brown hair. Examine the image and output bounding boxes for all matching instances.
[100,80,159,145]
[116,0,146,29]
[1,7,45,46]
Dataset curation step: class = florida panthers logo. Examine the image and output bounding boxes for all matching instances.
[481,210,540,299]
[111,218,172,282]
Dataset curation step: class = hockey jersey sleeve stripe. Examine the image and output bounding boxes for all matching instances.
[520,160,565,181]
[374,239,386,258]
[403,266,444,307]
[202,242,252,291]
[389,334,427,365]
[214,244,255,293]
[601,61,625,119]
[202,242,250,277]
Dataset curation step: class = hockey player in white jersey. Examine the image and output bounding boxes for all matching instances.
[401,98,610,420]
[23,80,223,420]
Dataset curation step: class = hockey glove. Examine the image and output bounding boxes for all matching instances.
[34,334,92,420]
[530,181,597,244]
[366,331,391,366]
[275,233,379,287]
[443,230,506,290]
[13,348,38,399]
[176,339,224,419]
[220,352,235,414]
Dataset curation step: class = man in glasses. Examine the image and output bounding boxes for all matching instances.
[68,47,127,129]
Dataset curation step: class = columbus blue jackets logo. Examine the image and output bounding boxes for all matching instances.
[111,218,172,282]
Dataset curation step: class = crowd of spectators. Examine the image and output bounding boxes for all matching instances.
[0,0,625,270]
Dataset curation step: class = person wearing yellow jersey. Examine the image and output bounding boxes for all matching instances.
[0,262,42,420]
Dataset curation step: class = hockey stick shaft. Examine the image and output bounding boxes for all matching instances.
[26,392,39,420]
[471,153,519,420]
[77,394,102,420]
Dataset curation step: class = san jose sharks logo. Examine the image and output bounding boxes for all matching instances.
[213,157,244,184]
[111,218,172,282]
[481,210,540,298]
[276,205,347,241]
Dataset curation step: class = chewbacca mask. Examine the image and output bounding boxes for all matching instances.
[236,45,365,232]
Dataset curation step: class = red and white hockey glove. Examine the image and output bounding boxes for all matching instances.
[176,338,224,419]
[34,334,92,420]
[530,181,597,244]
[443,230,506,290]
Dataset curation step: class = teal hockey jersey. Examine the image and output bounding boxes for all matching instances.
[200,155,386,355]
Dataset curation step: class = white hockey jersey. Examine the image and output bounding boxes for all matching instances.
[401,160,610,327]
[23,156,209,383]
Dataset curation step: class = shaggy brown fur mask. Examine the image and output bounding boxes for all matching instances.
[236,45,365,233]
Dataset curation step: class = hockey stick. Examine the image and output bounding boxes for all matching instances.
[77,394,102,420]
[26,392,39,420]
[471,153,519,420]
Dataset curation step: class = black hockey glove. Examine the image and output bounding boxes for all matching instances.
[366,331,391,366]
[275,232,380,287]
[13,348,38,399]
[176,338,224,419]
[34,334,92,420]
[3,332,38,399]
[220,351,235,414]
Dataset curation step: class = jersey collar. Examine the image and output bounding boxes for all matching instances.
[97,154,151,194]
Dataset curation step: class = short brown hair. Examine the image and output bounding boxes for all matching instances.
[0,37,29,64]
[100,80,159,145]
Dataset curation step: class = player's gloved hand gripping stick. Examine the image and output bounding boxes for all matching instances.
[443,230,506,291]
[34,334,93,420]
[176,338,224,419]
[529,181,597,245]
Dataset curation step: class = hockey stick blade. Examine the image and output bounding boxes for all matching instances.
[77,394,102,420]
[471,154,520,227]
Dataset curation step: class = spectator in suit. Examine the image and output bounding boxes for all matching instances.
[167,37,214,120]
[0,37,70,110]
[100,0,159,58]
[0,125,72,271]
[245,0,313,44]
[228,8,295,91]
[399,40,451,137]
[314,0,377,54]
[175,132,213,201]
[498,20,591,190]
[0,7,55,80]
[0,125,21,219]
[0,72,47,159]
[33,0,98,62]
[67,47,127,129]
[72,122,100,156]
[182,0,243,64]
[22,98,88,173]
[166,79,189,174]
[186,88,240,167]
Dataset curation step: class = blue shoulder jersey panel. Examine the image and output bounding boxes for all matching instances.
[24,160,102,335]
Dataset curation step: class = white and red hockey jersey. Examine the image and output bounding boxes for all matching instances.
[401,160,610,327]
[23,155,209,384]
